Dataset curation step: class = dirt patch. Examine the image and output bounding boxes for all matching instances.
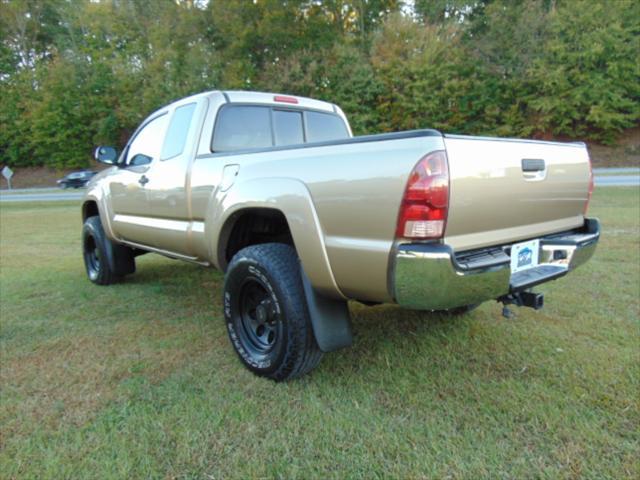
[0,165,108,190]
[587,127,640,168]
[0,166,71,189]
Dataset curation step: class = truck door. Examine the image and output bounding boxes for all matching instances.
[109,112,169,246]
[142,98,208,255]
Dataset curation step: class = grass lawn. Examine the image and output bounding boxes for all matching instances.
[1,188,638,479]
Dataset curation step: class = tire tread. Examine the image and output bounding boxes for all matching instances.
[225,243,323,381]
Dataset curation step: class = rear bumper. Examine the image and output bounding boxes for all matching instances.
[392,218,600,310]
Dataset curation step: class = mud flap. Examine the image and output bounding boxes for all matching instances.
[300,266,353,352]
[105,240,136,276]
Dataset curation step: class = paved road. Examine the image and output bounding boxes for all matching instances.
[593,167,639,174]
[594,175,640,187]
[0,191,85,202]
[1,167,638,203]
[0,187,60,193]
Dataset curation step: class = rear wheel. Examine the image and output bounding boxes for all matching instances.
[223,243,322,381]
[82,216,135,285]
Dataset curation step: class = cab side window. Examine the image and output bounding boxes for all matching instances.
[161,103,197,160]
[212,106,272,152]
[126,113,169,166]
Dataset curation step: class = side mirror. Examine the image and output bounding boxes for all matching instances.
[94,146,118,165]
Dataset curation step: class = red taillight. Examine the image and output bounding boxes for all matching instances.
[274,95,298,104]
[396,150,450,239]
[584,155,594,215]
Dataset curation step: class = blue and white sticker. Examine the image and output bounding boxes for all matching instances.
[510,239,540,273]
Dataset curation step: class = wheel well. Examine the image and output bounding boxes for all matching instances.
[82,200,99,222]
[221,209,294,270]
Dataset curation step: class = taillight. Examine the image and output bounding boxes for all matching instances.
[584,155,594,215]
[396,150,450,239]
[273,95,298,104]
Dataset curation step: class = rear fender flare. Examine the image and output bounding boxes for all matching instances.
[209,177,345,301]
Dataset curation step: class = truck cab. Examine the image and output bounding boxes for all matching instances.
[90,91,350,259]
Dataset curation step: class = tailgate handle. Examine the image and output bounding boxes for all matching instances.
[521,159,546,172]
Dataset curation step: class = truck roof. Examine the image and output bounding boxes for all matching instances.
[148,90,349,136]
[166,90,336,114]
[221,90,337,113]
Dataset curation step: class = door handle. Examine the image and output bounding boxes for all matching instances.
[138,175,149,186]
[522,159,545,172]
[521,159,546,181]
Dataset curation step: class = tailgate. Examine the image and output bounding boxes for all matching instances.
[443,135,591,252]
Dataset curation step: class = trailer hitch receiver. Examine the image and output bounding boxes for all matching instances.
[498,291,544,318]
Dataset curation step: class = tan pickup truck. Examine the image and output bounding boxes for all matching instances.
[82,90,599,380]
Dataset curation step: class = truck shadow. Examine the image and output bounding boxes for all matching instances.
[127,259,471,341]
[311,301,507,401]
[340,302,474,364]
[122,259,486,385]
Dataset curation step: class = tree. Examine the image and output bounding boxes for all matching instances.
[0,0,638,169]
[527,0,640,142]
[370,14,476,133]
[259,42,383,134]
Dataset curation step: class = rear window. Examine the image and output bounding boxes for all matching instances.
[305,111,349,143]
[273,110,304,146]
[161,103,196,160]
[212,106,272,152]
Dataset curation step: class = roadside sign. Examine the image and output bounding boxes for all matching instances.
[2,166,14,189]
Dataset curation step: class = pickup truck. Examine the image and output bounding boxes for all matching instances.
[83,90,599,381]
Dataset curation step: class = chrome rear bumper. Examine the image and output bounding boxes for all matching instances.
[393,218,600,310]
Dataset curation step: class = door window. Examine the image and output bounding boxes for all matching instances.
[161,103,197,160]
[126,113,169,166]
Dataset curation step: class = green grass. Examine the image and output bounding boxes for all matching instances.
[1,189,639,479]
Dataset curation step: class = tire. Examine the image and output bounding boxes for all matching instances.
[223,243,323,381]
[82,216,135,285]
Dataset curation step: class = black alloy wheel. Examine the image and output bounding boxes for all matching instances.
[236,277,283,357]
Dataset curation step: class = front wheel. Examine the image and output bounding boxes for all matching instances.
[223,243,322,381]
[82,216,135,285]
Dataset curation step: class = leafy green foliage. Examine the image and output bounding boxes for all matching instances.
[0,0,638,168]
[527,0,640,142]
[370,15,475,132]
[260,43,383,134]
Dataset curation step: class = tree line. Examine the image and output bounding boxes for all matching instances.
[1,0,638,169]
